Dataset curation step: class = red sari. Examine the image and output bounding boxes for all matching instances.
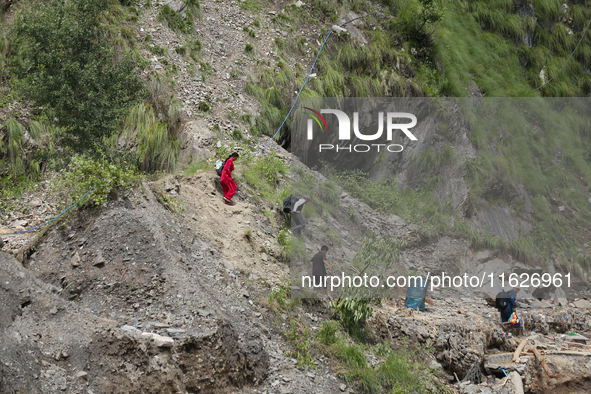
[220,157,237,200]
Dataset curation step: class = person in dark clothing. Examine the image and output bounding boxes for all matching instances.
[500,285,520,327]
[311,245,333,299]
[289,195,309,236]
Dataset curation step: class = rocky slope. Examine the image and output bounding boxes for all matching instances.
[3,0,591,393]
[3,137,591,393]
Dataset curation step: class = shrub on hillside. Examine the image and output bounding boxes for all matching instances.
[52,154,138,208]
[10,0,145,150]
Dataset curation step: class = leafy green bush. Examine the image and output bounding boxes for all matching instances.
[252,154,287,184]
[277,226,310,262]
[120,27,134,40]
[190,39,202,52]
[244,26,256,37]
[199,61,213,81]
[10,0,145,149]
[333,335,367,368]
[330,298,373,337]
[149,45,166,56]
[232,129,243,140]
[278,226,291,250]
[185,0,202,18]
[346,367,381,393]
[316,320,339,345]
[52,154,137,208]
[321,332,433,393]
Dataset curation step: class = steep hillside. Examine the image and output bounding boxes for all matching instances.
[2,0,591,393]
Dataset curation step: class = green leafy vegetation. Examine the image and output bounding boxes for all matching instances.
[243,1,429,144]
[181,159,209,176]
[316,320,340,345]
[330,298,373,337]
[292,168,341,218]
[158,4,194,34]
[244,228,254,243]
[268,281,291,308]
[9,0,145,150]
[242,153,288,203]
[319,328,435,393]
[149,44,167,56]
[460,99,591,272]
[278,224,308,263]
[231,129,243,140]
[433,0,591,96]
[119,102,181,173]
[243,26,256,38]
[267,280,438,392]
[0,119,59,188]
[239,0,262,13]
[199,61,214,81]
[285,321,316,368]
[197,101,210,112]
[51,154,138,208]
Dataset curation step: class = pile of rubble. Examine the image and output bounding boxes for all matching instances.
[372,296,591,393]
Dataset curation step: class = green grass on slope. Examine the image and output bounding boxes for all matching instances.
[434,0,591,97]
[434,0,538,97]
[463,98,591,266]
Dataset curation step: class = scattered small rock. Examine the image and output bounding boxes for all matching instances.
[122,325,140,335]
[75,371,88,381]
[141,332,174,348]
[71,255,80,268]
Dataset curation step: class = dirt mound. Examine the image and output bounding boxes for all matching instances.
[2,170,355,393]
[2,178,274,393]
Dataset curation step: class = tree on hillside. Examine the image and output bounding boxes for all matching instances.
[10,0,145,149]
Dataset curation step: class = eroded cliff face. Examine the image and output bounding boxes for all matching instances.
[290,97,543,246]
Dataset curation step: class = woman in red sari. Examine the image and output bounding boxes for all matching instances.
[220,152,239,205]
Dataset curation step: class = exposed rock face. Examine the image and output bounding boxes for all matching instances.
[470,205,533,241]
[179,120,215,164]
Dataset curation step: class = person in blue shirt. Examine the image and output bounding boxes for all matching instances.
[501,285,520,328]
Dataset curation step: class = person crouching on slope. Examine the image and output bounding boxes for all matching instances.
[501,285,520,328]
[221,152,239,205]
